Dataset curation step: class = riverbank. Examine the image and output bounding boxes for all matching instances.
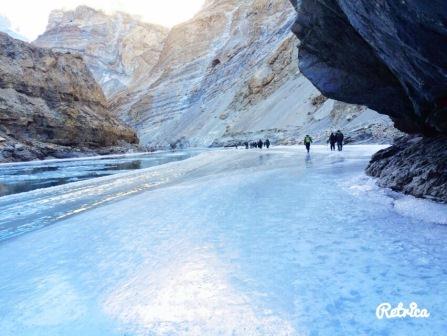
[0,137,143,163]
[366,135,447,203]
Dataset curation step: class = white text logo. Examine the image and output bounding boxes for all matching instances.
[376,302,430,319]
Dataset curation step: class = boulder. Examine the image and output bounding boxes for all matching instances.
[367,136,447,202]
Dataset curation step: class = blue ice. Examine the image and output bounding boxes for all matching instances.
[0,146,446,335]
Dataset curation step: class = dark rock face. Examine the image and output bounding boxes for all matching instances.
[366,136,447,203]
[290,0,447,135]
[290,0,447,201]
[0,32,138,162]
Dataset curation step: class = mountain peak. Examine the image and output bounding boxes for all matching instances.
[35,6,170,98]
[46,5,168,31]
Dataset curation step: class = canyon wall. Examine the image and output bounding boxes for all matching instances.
[114,0,399,148]
[38,2,400,149]
[0,32,137,162]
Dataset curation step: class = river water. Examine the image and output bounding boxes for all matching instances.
[0,151,201,197]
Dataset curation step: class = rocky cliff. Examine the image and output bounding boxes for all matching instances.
[108,0,399,148]
[290,0,446,202]
[35,3,400,149]
[0,32,138,162]
[34,6,169,98]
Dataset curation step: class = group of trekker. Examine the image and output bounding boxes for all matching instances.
[242,139,271,149]
[303,130,344,153]
[233,130,344,153]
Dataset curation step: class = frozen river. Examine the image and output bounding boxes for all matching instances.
[0,146,446,335]
[0,150,201,197]
[0,150,202,240]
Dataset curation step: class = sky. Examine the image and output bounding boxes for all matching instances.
[0,0,205,41]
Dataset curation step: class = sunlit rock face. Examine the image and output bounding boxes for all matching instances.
[34,6,169,98]
[0,32,138,162]
[35,2,400,148]
[111,0,398,148]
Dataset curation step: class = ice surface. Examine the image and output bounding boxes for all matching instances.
[0,146,446,335]
[0,150,203,240]
[393,196,447,225]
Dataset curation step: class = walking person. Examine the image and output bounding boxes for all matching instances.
[258,139,263,149]
[336,130,344,151]
[303,134,313,153]
[264,139,270,149]
[328,132,336,151]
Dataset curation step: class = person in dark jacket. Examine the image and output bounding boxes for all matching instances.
[303,135,313,153]
[264,139,270,149]
[258,139,263,149]
[245,141,249,149]
[336,130,344,151]
[328,132,336,151]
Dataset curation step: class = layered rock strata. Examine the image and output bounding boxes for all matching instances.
[0,32,138,163]
[34,2,402,150]
[34,6,169,98]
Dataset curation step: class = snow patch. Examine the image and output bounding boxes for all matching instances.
[393,196,447,225]
[340,172,447,225]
